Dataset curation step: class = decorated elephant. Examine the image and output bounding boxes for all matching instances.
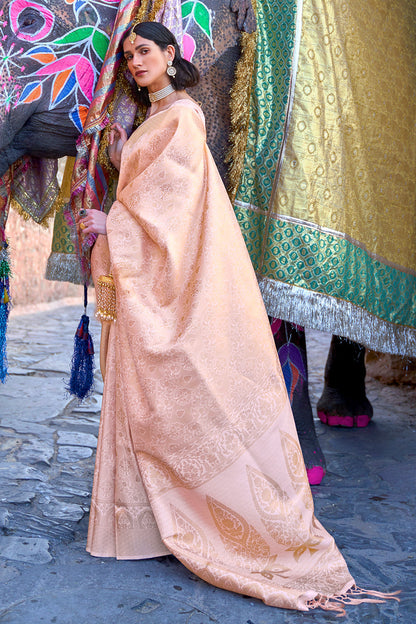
[0,0,118,172]
[1,0,415,487]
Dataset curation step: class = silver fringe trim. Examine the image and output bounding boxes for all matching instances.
[45,253,84,285]
[259,276,416,357]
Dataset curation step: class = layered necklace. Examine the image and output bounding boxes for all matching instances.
[148,83,175,103]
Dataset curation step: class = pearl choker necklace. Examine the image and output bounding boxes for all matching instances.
[148,83,175,103]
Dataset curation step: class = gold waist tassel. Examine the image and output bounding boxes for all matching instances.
[96,274,117,322]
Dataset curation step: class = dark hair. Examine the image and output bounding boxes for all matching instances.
[123,21,200,107]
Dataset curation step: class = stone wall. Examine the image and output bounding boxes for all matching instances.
[7,208,82,307]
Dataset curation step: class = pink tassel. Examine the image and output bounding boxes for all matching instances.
[307,585,400,617]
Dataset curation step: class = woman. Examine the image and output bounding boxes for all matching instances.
[77,21,395,615]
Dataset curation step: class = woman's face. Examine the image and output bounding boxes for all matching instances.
[123,35,175,93]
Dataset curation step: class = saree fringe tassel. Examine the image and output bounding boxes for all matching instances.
[307,586,401,617]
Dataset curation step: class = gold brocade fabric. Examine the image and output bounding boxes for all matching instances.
[87,100,356,612]
[272,0,416,270]
[255,0,416,354]
[9,158,60,226]
[235,0,416,355]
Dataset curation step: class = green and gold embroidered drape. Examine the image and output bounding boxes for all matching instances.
[232,0,416,356]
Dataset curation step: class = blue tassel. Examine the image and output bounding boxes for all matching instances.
[0,298,9,384]
[67,285,95,400]
[0,240,11,384]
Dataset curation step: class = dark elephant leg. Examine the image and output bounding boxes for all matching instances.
[270,318,326,485]
[317,336,373,427]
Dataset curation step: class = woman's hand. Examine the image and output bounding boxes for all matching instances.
[76,209,108,236]
[108,122,128,170]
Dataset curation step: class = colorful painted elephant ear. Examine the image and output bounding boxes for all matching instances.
[0,0,120,293]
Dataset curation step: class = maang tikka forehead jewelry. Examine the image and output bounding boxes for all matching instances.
[129,28,137,44]
[167,60,177,77]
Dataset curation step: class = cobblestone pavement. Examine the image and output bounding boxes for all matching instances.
[1,301,415,624]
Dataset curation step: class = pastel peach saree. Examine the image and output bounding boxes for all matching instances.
[87,100,386,614]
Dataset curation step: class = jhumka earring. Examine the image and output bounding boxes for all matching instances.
[167,60,177,78]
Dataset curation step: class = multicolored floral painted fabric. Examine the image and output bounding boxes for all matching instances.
[234,0,416,356]
[2,0,116,131]
[181,0,213,61]
[0,0,118,248]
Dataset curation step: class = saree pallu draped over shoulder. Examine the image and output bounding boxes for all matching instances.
[87,100,392,614]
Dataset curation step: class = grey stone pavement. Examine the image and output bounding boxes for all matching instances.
[0,300,415,624]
